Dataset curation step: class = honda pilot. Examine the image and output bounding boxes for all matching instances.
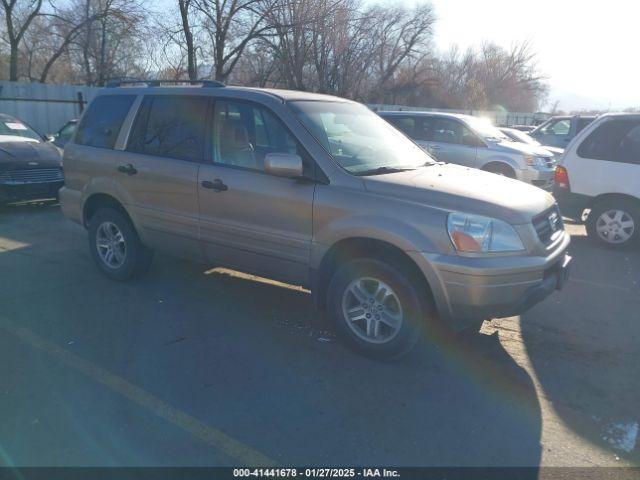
[60,81,571,359]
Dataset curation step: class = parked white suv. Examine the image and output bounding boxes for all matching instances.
[555,113,640,248]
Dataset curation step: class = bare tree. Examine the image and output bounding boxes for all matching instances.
[1,0,43,80]
[177,0,197,80]
[194,0,277,82]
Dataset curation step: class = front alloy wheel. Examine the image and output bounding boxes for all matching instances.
[341,277,403,344]
[328,258,431,360]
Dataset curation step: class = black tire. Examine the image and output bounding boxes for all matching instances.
[327,258,433,360]
[483,163,516,178]
[586,199,640,249]
[88,207,153,281]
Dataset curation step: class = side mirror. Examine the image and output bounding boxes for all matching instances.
[45,134,55,142]
[264,153,303,178]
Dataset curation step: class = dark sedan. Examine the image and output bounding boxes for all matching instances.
[0,114,64,204]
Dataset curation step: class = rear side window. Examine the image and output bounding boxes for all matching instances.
[75,95,135,149]
[577,118,594,133]
[577,120,640,164]
[127,96,209,162]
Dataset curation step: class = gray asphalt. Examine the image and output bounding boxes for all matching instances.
[0,203,638,467]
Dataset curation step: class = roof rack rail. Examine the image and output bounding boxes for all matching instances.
[105,79,225,88]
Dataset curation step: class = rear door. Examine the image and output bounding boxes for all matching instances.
[427,117,478,167]
[197,99,315,285]
[121,95,209,260]
[570,118,640,199]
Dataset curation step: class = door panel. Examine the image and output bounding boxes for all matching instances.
[198,166,314,283]
[427,118,478,167]
[118,95,208,261]
[197,99,315,285]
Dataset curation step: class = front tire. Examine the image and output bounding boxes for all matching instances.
[586,199,639,249]
[327,258,432,360]
[88,207,153,281]
[483,163,516,178]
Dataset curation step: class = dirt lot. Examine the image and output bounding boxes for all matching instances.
[0,203,638,467]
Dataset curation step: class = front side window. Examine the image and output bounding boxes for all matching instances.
[386,116,416,138]
[212,100,301,172]
[289,101,433,175]
[127,96,208,162]
[543,119,571,136]
[577,120,640,164]
[76,95,135,149]
[432,119,480,146]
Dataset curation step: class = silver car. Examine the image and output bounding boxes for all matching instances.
[380,111,557,190]
[60,82,571,359]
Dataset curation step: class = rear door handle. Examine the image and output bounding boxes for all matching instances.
[117,164,137,176]
[201,179,228,192]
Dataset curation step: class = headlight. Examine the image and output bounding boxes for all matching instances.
[447,212,525,253]
[523,154,548,168]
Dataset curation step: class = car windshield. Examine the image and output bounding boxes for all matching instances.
[465,117,510,141]
[0,118,42,142]
[503,128,540,145]
[288,101,434,175]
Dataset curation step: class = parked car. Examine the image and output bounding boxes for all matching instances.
[555,113,640,248]
[530,115,596,148]
[499,127,564,159]
[0,113,64,204]
[379,111,557,190]
[509,125,536,133]
[48,119,77,149]
[60,82,571,359]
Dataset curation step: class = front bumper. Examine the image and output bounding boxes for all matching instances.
[0,180,64,203]
[519,166,556,191]
[409,231,571,330]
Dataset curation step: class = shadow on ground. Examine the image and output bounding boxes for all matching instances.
[520,231,640,463]
[0,204,542,468]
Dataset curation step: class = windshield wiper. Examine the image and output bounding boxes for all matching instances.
[354,166,419,176]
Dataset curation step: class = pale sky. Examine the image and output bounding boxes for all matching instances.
[393,0,639,110]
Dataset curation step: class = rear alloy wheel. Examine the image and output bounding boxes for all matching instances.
[327,258,431,360]
[587,200,639,249]
[88,207,153,280]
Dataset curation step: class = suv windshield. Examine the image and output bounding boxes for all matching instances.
[289,101,434,174]
[465,117,510,141]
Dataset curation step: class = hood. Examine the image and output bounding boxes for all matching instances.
[362,163,555,225]
[0,138,62,170]
[491,139,554,158]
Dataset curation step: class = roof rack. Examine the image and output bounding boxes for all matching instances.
[105,79,225,88]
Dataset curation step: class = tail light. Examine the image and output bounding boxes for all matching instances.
[555,166,570,190]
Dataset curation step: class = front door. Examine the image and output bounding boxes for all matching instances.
[197,99,315,285]
[427,118,478,167]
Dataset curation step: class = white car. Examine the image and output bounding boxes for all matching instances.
[555,113,640,248]
[500,127,564,160]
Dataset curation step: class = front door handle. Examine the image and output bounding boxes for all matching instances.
[430,144,442,150]
[201,179,228,192]
[117,163,137,176]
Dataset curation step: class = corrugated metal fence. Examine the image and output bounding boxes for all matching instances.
[0,81,101,135]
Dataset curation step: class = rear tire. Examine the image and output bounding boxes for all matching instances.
[88,207,153,281]
[586,199,639,249]
[327,258,432,360]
